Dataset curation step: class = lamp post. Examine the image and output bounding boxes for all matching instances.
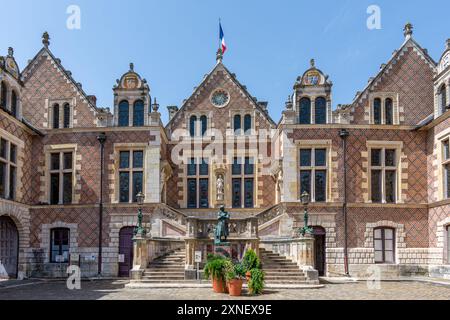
[299,191,313,237]
[135,191,147,237]
[97,132,106,276]
[339,128,350,276]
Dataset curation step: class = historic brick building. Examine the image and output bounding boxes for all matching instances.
[0,24,449,280]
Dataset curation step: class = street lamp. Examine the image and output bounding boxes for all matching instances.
[135,191,147,237]
[299,191,313,237]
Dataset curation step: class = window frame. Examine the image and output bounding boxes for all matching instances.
[0,81,8,109]
[118,100,130,127]
[50,228,70,263]
[314,97,327,124]
[441,136,450,199]
[232,113,253,136]
[439,84,447,115]
[231,156,255,208]
[118,149,145,203]
[298,147,328,203]
[299,97,311,124]
[49,151,74,205]
[133,100,145,127]
[371,96,397,125]
[0,138,17,200]
[369,147,398,204]
[189,114,209,137]
[186,157,209,208]
[373,227,396,264]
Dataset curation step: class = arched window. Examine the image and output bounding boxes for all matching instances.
[234,114,241,134]
[200,115,207,136]
[299,97,311,124]
[1,81,7,108]
[52,104,60,129]
[385,98,393,125]
[244,114,252,134]
[373,98,382,124]
[439,84,447,114]
[374,227,395,264]
[189,115,197,137]
[118,100,129,127]
[315,97,327,124]
[133,100,144,127]
[63,103,71,128]
[11,90,17,117]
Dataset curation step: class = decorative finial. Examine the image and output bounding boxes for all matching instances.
[42,32,50,47]
[7,47,14,57]
[216,48,223,63]
[403,22,413,38]
[285,96,293,110]
[129,63,134,71]
[310,59,315,68]
[152,97,160,112]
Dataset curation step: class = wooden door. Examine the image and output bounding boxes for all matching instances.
[118,227,135,277]
[0,216,19,278]
[313,226,326,277]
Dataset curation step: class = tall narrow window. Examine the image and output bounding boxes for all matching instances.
[374,227,395,264]
[299,148,327,202]
[53,104,60,129]
[133,100,144,127]
[49,151,73,205]
[373,98,382,124]
[370,148,397,203]
[118,100,129,127]
[118,150,144,203]
[443,138,450,199]
[439,84,447,115]
[0,82,7,109]
[189,115,197,137]
[234,114,241,135]
[315,97,327,124]
[0,139,16,200]
[11,90,17,117]
[200,115,207,136]
[50,228,70,263]
[63,103,71,128]
[385,98,393,125]
[232,157,254,208]
[186,157,209,208]
[299,97,311,124]
[244,114,252,135]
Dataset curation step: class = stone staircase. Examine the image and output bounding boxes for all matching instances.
[142,248,187,283]
[260,248,310,284]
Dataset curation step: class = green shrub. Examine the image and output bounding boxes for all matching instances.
[225,262,246,281]
[242,249,261,272]
[248,268,265,295]
[204,254,228,281]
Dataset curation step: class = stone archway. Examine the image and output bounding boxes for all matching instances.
[0,216,19,278]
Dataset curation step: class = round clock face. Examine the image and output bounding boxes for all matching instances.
[211,90,230,108]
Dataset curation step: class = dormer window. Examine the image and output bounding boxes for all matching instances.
[315,97,327,124]
[299,97,311,124]
[233,113,252,135]
[133,100,144,127]
[11,90,18,118]
[189,114,208,137]
[63,103,71,128]
[1,81,8,109]
[51,102,72,129]
[439,84,447,115]
[118,100,129,127]
[52,104,60,129]
[372,96,396,125]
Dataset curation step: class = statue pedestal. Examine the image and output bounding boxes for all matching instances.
[214,243,231,259]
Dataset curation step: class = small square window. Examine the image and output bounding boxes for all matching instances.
[119,151,130,169]
[371,149,382,166]
[50,153,60,170]
[315,149,327,166]
[385,149,396,167]
[300,149,312,167]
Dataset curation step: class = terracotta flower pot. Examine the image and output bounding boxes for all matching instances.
[245,271,251,282]
[212,277,226,293]
[228,279,243,296]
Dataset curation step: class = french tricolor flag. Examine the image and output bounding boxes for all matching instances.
[219,22,227,54]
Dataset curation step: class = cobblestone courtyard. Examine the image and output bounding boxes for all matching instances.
[0,280,449,300]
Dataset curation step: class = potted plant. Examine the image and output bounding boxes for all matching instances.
[225,262,246,297]
[248,268,265,295]
[242,249,261,282]
[204,254,228,293]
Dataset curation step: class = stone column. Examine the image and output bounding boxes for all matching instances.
[292,235,319,283]
[130,234,148,280]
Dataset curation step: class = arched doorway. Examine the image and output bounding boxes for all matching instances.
[118,227,135,277]
[0,216,19,278]
[312,226,326,276]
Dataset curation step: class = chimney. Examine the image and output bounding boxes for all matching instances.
[167,106,179,121]
[87,95,97,107]
[258,101,268,112]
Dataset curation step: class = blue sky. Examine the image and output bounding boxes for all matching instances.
[1,0,449,123]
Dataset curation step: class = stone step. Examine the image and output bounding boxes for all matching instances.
[144,271,185,275]
[143,276,185,280]
[264,272,305,276]
[265,276,307,280]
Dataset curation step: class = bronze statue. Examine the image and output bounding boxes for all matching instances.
[214,205,230,245]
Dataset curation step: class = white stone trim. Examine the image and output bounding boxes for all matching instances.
[39,221,78,263]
